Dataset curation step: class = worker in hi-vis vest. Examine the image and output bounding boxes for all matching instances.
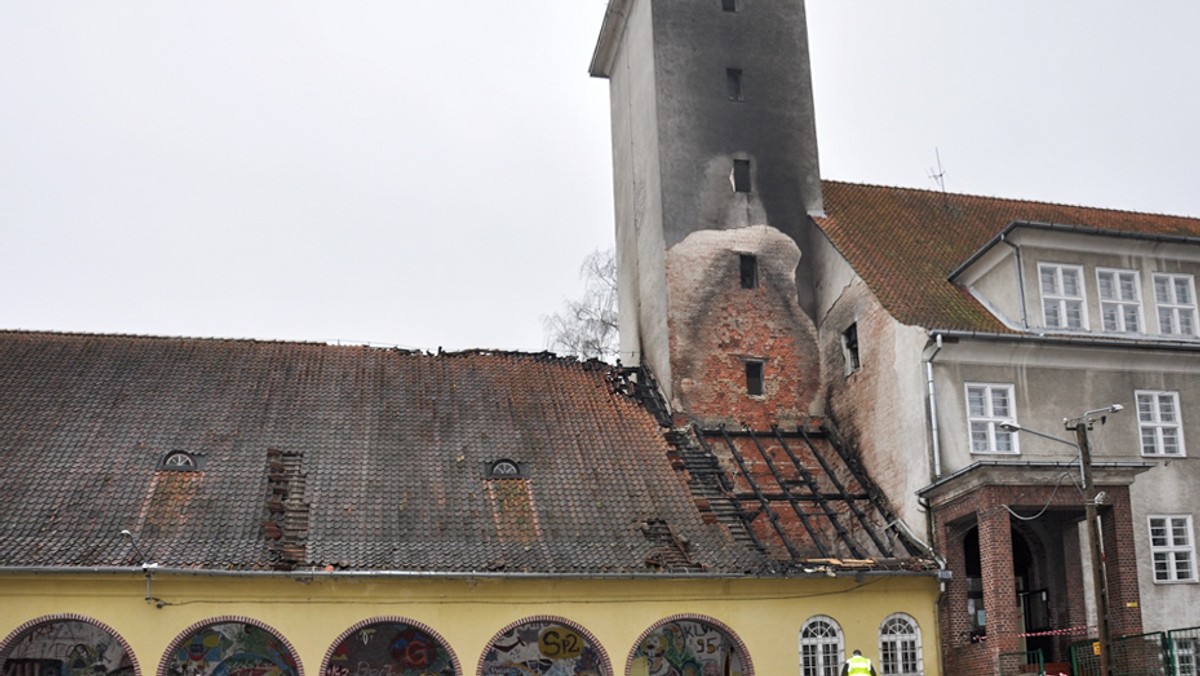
[841,649,878,676]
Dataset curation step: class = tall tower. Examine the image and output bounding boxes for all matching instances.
[590,0,824,425]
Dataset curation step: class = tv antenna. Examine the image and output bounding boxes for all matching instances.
[928,148,947,194]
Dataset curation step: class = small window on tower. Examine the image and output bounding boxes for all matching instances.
[739,254,758,289]
[726,68,743,102]
[722,0,738,12]
[733,159,751,193]
[842,323,861,374]
[745,361,764,397]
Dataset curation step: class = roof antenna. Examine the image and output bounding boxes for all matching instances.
[928,147,947,194]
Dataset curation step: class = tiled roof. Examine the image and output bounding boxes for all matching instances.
[0,331,763,575]
[815,180,1200,331]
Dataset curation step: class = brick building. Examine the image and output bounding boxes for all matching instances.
[590,1,1200,675]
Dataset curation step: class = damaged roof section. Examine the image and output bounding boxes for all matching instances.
[666,422,932,574]
[0,331,761,575]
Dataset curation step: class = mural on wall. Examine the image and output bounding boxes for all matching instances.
[325,621,455,676]
[630,619,746,676]
[479,619,606,676]
[2,619,133,676]
[165,622,297,676]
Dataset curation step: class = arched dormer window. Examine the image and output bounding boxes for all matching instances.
[158,450,201,471]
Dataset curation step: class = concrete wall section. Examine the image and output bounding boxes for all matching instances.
[605,0,671,378]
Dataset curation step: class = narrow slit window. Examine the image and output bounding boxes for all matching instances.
[722,0,738,12]
[733,159,751,193]
[726,68,743,102]
[739,253,758,289]
[745,361,764,396]
[843,323,860,373]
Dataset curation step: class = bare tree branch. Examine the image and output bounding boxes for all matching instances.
[543,248,619,361]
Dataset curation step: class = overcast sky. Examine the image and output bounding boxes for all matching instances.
[3,2,1199,352]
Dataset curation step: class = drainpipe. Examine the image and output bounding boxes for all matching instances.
[924,333,944,479]
[999,234,1029,329]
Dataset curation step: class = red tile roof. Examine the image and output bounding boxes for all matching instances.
[815,181,1200,331]
[0,331,755,574]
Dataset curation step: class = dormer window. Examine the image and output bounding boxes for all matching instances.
[158,450,201,471]
[1098,268,1143,333]
[1038,263,1085,330]
[485,458,526,479]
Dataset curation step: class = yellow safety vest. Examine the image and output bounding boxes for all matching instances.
[847,655,873,676]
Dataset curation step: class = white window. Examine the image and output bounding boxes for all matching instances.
[966,383,1018,454]
[1154,273,1198,336]
[1039,263,1086,329]
[878,613,922,676]
[1175,637,1198,676]
[799,616,844,676]
[1136,390,1185,457]
[1149,515,1197,583]
[1176,638,1195,676]
[1097,268,1143,332]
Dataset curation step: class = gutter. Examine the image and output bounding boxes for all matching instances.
[998,234,1029,329]
[924,334,945,479]
[949,220,1200,282]
[0,565,939,581]
[929,328,1200,352]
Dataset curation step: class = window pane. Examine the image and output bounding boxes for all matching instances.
[1177,279,1193,304]
[1173,519,1191,544]
[1124,305,1140,330]
[971,424,991,453]
[1159,395,1178,422]
[1181,312,1196,335]
[1161,308,1177,334]
[1119,273,1137,300]
[1156,277,1171,303]
[1040,267,1057,293]
[968,387,987,416]
[1162,429,1180,455]
[1155,552,1170,580]
[991,389,1010,417]
[1065,301,1084,328]
[1062,268,1080,295]
[995,430,1014,452]
[1045,301,1062,327]
[1138,394,1155,421]
[1099,273,1115,299]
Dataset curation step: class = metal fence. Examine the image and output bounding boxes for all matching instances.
[1067,627,1200,676]
[1000,649,1045,676]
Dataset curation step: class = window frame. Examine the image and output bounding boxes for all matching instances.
[965,383,1019,454]
[1038,262,1087,330]
[1148,514,1198,584]
[878,613,922,676]
[1097,267,1144,333]
[799,615,844,676]
[745,360,764,397]
[1154,273,1199,337]
[842,323,861,375]
[1136,390,1186,457]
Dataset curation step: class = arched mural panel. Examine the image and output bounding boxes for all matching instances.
[628,615,752,676]
[322,618,459,676]
[159,618,301,676]
[477,616,610,676]
[1,615,138,676]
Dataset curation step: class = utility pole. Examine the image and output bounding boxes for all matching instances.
[1065,413,1113,676]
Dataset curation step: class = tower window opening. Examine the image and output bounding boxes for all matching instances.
[842,323,860,373]
[733,159,751,193]
[722,0,738,12]
[726,68,743,102]
[739,254,758,289]
[745,361,764,397]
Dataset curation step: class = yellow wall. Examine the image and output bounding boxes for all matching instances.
[0,572,941,676]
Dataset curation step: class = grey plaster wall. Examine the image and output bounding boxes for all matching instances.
[930,341,1200,631]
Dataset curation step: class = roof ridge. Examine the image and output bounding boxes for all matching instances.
[821,178,1200,221]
